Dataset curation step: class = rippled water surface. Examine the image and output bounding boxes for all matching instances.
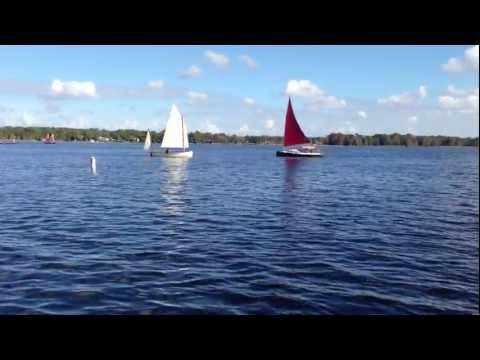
[0,143,478,314]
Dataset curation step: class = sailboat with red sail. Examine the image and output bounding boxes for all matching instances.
[276,98,322,157]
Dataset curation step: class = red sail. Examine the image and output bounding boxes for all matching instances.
[283,98,309,146]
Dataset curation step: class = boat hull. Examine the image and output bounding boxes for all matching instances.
[276,150,323,157]
[150,150,193,158]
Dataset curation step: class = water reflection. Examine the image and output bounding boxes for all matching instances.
[280,158,310,225]
[160,158,189,216]
[284,158,302,191]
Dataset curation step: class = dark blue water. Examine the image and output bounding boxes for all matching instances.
[0,143,478,314]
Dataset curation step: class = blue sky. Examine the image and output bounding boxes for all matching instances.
[0,45,478,136]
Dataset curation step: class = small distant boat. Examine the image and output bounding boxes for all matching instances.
[276,98,322,158]
[149,105,193,158]
[42,133,56,144]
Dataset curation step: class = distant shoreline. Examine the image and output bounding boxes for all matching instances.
[1,126,478,147]
[2,140,479,148]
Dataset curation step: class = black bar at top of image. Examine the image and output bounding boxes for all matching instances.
[0,3,478,45]
[0,29,477,45]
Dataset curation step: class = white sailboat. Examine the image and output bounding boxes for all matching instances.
[144,130,151,151]
[150,105,193,158]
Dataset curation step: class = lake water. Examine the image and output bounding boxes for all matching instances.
[0,143,478,314]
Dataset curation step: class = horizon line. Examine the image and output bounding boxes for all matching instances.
[0,126,479,139]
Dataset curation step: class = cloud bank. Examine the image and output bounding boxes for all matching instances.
[205,50,229,67]
[442,45,479,73]
[285,80,346,109]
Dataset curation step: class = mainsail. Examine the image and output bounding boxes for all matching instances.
[161,105,189,149]
[144,130,151,150]
[283,98,309,147]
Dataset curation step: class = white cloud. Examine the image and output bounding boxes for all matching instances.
[442,45,479,73]
[179,65,202,78]
[446,84,473,96]
[205,50,229,67]
[119,119,141,130]
[0,105,15,113]
[205,120,220,133]
[21,111,36,126]
[357,111,367,119]
[0,79,182,101]
[285,79,346,109]
[438,86,479,113]
[418,85,427,98]
[378,94,411,106]
[147,80,164,89]
[378,86,427,107]
[187,91,208,103]
[465,45,479,69]
[63,116,91,129]
[239,55,258,68]
[332,121,356,134]
[50,79,97,98]
[407,115,418,123]
[442,58,465,72]
[286,80,323,97]
[0,110,43,127]
[310,96,346,110]
[0,107,97,129]
[243,97,255,106]
[265,119,275,129]
[239,124,249,134]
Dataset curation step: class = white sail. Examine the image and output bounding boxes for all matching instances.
[161,104,189,149]
[182,118,189,149]
[144,130,151,150]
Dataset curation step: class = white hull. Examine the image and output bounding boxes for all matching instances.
[150,150,193,158]
[276,148,323,157]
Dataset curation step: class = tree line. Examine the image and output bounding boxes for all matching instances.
[1,126,478,146]
[322,133,479,147]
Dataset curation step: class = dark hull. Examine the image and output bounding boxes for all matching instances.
[276,151,323,157]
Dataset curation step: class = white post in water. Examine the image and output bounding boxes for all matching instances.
[90,156,97,175]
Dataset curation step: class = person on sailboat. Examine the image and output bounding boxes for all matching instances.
[165,148,169,154]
